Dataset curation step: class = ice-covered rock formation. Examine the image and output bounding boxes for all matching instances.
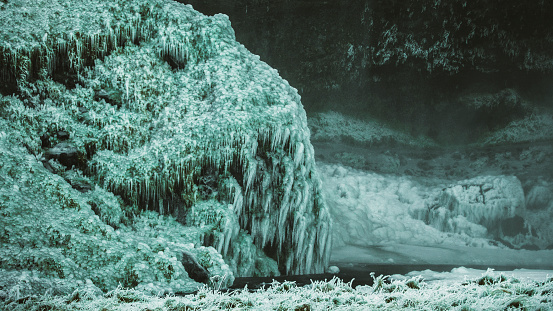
[320,163,452,248]
[0,0,331,282]
[320,162,548,250]
[416,176,525,237]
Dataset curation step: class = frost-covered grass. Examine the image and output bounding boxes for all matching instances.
[1,273,552,310]
[309,109,553,148]
[480,112,553,145]
[308,111,438,147]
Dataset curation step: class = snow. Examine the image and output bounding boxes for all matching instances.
[308,111,437,147]
[392,266,553,285]
[320,159,553,275]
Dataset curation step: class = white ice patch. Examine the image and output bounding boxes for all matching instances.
[319,162,528,249]
[391,266,553,285]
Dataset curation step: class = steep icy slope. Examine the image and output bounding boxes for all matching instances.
[0,0,331,294]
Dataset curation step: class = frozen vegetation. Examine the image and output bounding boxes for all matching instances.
[0,0,331,299]
[0,127,234,295]
[1,270,552,310]
[308,111,438,147]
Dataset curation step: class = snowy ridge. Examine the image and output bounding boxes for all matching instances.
[308,110,437,147]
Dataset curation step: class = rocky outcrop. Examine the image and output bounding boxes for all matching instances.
[416,176,525,239]
[0,0,331,279]
[180,250,210,284]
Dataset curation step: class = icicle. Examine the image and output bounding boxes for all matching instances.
[244,160,257,192]
[282,128,290,152]
[293,142,304,168]
[285,255,292,275]
[293,214,306,258]
[263,191,272,213]
[260,217,269,246]
[304,233,315,274]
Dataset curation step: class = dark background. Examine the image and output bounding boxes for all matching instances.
[180,0,553,145]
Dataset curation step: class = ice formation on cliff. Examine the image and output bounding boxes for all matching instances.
[320,162,548,250]
[416,176,524,235]
[0,0,331,278]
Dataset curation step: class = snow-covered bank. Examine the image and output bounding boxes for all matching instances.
[314,112,553,265]
[391,266,553,285]
[331,244,553,268]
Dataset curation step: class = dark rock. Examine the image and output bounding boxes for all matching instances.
[41,159,55,173]
[500,216,526,237]
[520,244,540,251]
[40,133,51,148]
[57,131,69,140]
[180,250,210,284]
[44,143,80,168]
